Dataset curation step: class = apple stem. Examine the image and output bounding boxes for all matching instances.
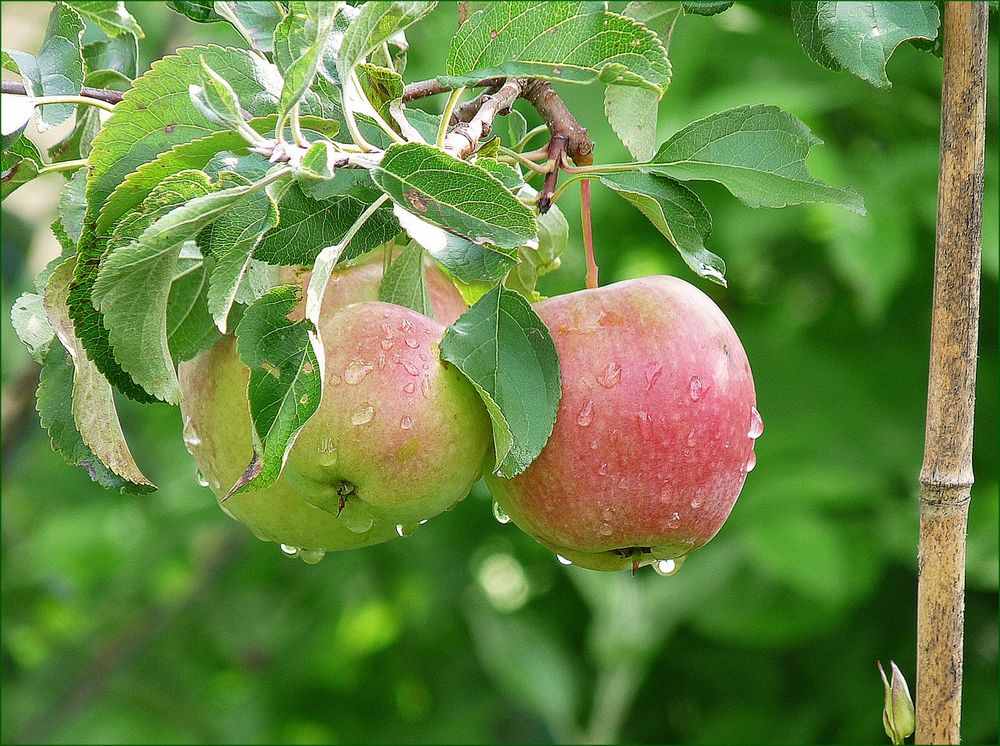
[581,179,598,290]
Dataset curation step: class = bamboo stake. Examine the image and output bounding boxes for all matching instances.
[916,3,988,744]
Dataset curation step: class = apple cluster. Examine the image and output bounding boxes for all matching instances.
[179,255,761,573]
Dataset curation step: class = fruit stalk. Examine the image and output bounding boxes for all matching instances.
[580,179,598,289]
[915,3,988,743]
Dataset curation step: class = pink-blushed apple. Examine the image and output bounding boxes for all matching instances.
[179,253,486,557]
[486,276,762,573]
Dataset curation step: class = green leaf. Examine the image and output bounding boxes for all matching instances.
[2,3,85,129]
[337,1,437,84]
[166,246,220,362]
[202,180,281,333]
[191,57,249,131]
[378,243,431,314]
[624,2,682,50]
[231,284,321,494]
[682,1,734,15]
[644,104,866,214]
[295,139,338,181]
[423,235,517,285]
[475,157,524,190]
[165,0,221,23]
[791,2,842,71]
[439,284,561,478]
[816,1,940,89]
[11,291,55,364]
[1,133,42,200]
[373,142,536,250]
[83,33,138,85]
[444,2,670,94]
[85,45,282,221]
[600,172,725,285]
[43,257,155,492]
[356,62,404,126]
[65,1,144,38]
[256,182,399,265]
[505,109,528,148]
[277,6,338,127]
[93,169,277,403]
[52,168,88,251]
[97,115,339,233]
[217,1,285,52]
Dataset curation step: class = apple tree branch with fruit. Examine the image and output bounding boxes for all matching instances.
[2,2,988,743]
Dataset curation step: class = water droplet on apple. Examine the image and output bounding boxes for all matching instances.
[318,437,337,466]
[399,360,419,376]
[340,510,374,534]
[195,469,209,488]
[351,404,375,426]
[400,319,413,332]
[599,523,613,536]
[328,372,342,386]
[380,339,394,350]
[182,416,201,449]
[344,359,373,384]
[690,497,703,509]
[492,501,511,524]
[396,523,417,537]
[420,376,432,398]
[597,362,622,388]
[279,543,299,557]
[556,554,573,566]
[400,415,413,430]
[577,399,595,427]
[688,376,704,401]
[653,556,685,576]
[597,463,610,476]
[298,548,326,565]
[644,362,662,391]
[745,451,757,473]
[418,518,429,525]
[667,511,681,528]
[403,382,416,394]
[748,405,764,439]
[686,430,697,447]
[404,337,419,349]
[600,507,613,521]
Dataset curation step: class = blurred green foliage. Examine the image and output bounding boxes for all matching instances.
[2,3,997,744]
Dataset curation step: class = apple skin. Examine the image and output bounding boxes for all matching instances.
[485,276,760,572]
[179,253,485,552]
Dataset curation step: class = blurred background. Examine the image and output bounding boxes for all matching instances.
[1,2,997,743]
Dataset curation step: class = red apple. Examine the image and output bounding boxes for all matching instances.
[486,276,761,573]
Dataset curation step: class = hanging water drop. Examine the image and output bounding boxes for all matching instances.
[182,416,201,449]
[748,406,765,439]
[653,556,685,576]
[298,548,326,565]
[745,450,757,473]
[279,543,299,557]
[492,501,511,524]
[556,554,573,566]
[396,523,417,537]
[195,469,210,488]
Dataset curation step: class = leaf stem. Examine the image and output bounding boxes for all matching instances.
[290,105,308,147]
[497,146,551,174]
[437,86,466,149]
[36,158,88,176]
[32,93,116,113]
[560,159,643,175]
[514,124,549,151]
[1,79,122,105]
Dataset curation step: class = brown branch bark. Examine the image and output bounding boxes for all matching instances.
[2,79,124,104]
[916,3,988,744]
[443,79,524,159]
[401,76,505,102]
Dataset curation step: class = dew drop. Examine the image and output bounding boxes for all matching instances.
[597,463,610,476]
[667,511,681,529]
[644,362,662,391]
[691,497,703,509]
[328,372,342,386]
[404,337,420,349]
[745,450,757,473]
[403,382,416,394]
[418,518,429,525]
[556,554,573,566]
[381,322,393,335]
[195,469,210,488]
[377,352,387,369]
[689,376,704,401]
[318,437,337,466]
[341,510,374,534]
[653,556,685,576]
[398,360,419,376]
[396,523,417,537]
[182,416,201,448]
[279,543,299,557]
[600,507,613,521]
[492,501,511,524]
[598,523,613,536]
[748,406,765,439]
[351,403,375,426]
[400,319,413,332]
[380,339,394,350]
[597,362,622,388]
[576,399,595,427]
[344,359,373,384]
[298,548,326,565]
[400,415,413,430]
[420,376,432,398]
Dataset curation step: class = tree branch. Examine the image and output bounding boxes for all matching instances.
[442,78,524,159]
[2,79,123,105]
[401,76,505,102]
